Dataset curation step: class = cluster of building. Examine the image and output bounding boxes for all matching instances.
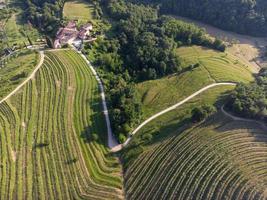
[54,21,93,49]
[0,1,6,9]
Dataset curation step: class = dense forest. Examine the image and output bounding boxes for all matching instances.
[84,0,225,142]
[131,0,267,37]
[24,0,64,34]
[228,69,267,121]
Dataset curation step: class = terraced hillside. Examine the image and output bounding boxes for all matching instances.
[0,50,123,199]
[137,46,254,117]
[124,112,267,200]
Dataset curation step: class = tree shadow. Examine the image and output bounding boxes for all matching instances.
[33,142,49,149]
[65,157,78,165]
[79,87,111,149]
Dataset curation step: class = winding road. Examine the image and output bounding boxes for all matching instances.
[122,82,237,148]
[76,50,120,150]
[0,50,44,105]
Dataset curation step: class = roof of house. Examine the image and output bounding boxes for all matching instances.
[66,21,77,29]
[78,29,87,39]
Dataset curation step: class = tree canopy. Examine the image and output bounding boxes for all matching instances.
[228,69,267,121]
[131,0,267,37]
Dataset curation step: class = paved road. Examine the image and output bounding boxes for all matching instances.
[0,51,44,105]
[76,50,119,150]
[122,82,237,147]
[221,105,267,130]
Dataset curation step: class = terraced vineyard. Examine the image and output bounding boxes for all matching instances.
[0,50,123,199]
[124,113,267,199]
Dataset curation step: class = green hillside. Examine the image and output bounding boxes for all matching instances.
[136,46,254,117]
[123,84,267,199]
[0,50,123,199]
[0,49,39,99]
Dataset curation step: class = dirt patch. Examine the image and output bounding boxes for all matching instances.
[21,121,26,128]
[11,149,16,162]
[263,188,267,199]
[56,80,61,87]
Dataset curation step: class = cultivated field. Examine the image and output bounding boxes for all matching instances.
[63,0,94,23]
[0,50,123,199]
[136,46,253,117]
[124,111,267,199]
[0,49,39,99]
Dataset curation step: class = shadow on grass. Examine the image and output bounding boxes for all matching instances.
[33,142,49,149]
[79,88,110,149]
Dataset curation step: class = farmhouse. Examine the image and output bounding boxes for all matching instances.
[54,21,93,49]
[0,2,6,9]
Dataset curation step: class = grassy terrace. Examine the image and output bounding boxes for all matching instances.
[0,49,39,99]
[136,46,254,117]
[63,0,94,23]
[124,84,267,199]
[0,50,123,199]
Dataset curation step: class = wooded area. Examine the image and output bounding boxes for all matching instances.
[228,69,267,121]
[132,0,267,37]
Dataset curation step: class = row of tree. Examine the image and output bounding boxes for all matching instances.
[131,0,267,37]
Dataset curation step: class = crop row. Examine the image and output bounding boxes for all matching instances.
[125,119,267,200]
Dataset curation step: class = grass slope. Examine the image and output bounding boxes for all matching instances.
[63,0,94,23]
[0,50,123,199]
[136,46,254,117]
[0,49,39,99]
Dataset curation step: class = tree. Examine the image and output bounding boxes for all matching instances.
[191,105,216,122]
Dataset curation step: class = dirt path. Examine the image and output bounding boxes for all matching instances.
[174,15,267,71]
[110,82,236,151]
[0,50,44,105]
[221,105,267,130]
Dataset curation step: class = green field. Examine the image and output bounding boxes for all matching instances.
[0,49,39,99]
[136,46,254,117]
[0,50,123,199]
[63,0,94,23]
[123,85,267,199]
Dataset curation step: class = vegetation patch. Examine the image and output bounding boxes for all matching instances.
[228,68,267,121]
[0,49,39,99]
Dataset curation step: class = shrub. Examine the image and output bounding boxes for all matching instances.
[118,133,127,144]
[191,105,216,122]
